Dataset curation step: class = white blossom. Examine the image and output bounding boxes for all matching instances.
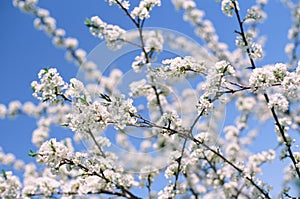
[13,0,38,13]
[65,78,86,98]
[236,96,256,112]
[245,150,276,175]
[160,112,182,130]
[55,28,65,37]
[221,0,239,17]
[3,153,16,165]
[88,16,126,49]
[172,0,196,10]
[8,100,21,117]
[196,95,213,115]
[285,43,294,56]
[106,0,130,9]
[245,5,267,23]
[32,126,49,147]
[139,166,159,185]
[249,63,287,90]
[215,60,235,75]
[157,182,176,199]
[108,95,137,129]
[64,37,78,49]
[268,93,289,112]
[282,71,300,97]
[257,0,268,5]
[0,171,21,198]
[7,1,300,198]
[249,43,264,60]
[33,18,42,30]
[13,160,25,170]
[37,138,72,170]
[22,101,36,116]
[131,0,161,20]
[145,31,164,53]
[74,48,87,64]
[38,176,60,197]
[43,16,56,34]
[294,152,300,168]
[130,79,151,97]
[183,8,204,25]
[224,125,240,142]
[0,104,7,119]
[131,52,147,72]
[31,68,68,103]
[67,100,110,135]
[156,56,205,79]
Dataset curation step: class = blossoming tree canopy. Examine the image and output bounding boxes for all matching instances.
[0,0,300,198]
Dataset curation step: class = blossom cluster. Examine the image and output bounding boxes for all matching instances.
[268,93,289,112]
[196,60,235,114]
[154,56,205,79]
[0,101,22,118]
[86,16,126,49]
[235,31,264,60]
[131,0,161,20]
[245,149,276,175]
[172,0,230,59]
[4,0,300,198]
[131,52,148,72]
[19,138,137,198]
[144,30,164,53]
[245,5,267,23]
[12,0,38,14]
[159,112,182,132]
[106,95,137,130]
[0,170,21,198]
[12,0,102,84]
[249,62,300,104]
[105,0,130,9]
[30,68,138,138]
[30,72,78,105]
[249,63,288,90]
[31,68,68,103]
[36,138,72,170]
[285,2,300,65]
[221,0,239,17]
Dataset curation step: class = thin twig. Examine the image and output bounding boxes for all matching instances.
[263,94,300,178]
[86,128,106,158]
[61,158,141,199]
[151,85,164,115]
[130,114,272,198]
[189,108,205,133]
[173,138,188,193]
[115,0,139,28]
[232,0,300,180]
[190,136,271,199]
[232,0,256,69]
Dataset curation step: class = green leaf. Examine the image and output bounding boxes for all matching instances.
[79,95,87,104]
[28,150,37,157]
[43,68,49,74]
[1,169,7,180]
[50,140,56,152]
[85,18,92,27]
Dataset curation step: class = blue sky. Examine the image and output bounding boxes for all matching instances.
[0,0,297,197]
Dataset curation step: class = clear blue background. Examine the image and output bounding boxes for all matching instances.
[0,0,296,197]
